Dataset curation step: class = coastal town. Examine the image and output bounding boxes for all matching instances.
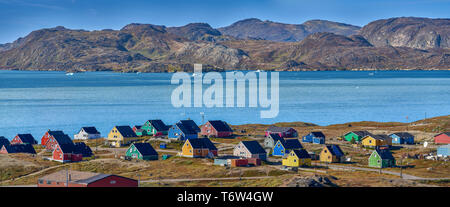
[0,115,449,187]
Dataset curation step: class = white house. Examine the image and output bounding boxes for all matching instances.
[74,127,101,140]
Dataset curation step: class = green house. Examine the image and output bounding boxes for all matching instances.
[368,148,395,168]
[344,131,372,142]
[141,120,169,136]
[133,125,147,137]
[125,143,158,160]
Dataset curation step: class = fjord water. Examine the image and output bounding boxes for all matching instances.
[0,70,449,140]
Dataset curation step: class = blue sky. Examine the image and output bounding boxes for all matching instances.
[0,0,449,43]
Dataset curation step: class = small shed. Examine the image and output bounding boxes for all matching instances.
[231,159,248,167]
[247,158,262,166]
[302,131,326,144]
[159,143,167,149]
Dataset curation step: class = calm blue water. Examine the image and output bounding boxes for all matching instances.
[0,70,449,141]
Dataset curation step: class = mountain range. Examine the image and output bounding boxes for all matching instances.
[0,17,449,72]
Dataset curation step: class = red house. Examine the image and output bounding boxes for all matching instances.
[11,134,37,145]
[41,130,66,148]
[43,132,73,151]
[434,132,450,144]
[265,126,298,138]
[201,120,233,138]
[52,144,83,163]
[38,170,138,187]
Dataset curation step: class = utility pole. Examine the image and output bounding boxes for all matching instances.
[137,174,140,187]
[66,167,69,187]
[400,158,403,179]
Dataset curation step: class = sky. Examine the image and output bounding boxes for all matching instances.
[0,0,449,44]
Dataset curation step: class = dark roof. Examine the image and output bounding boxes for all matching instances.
[268,133,284,142]
[0,136,10,147]
[81,127,100,134]
[349,131,373,137]
[4,144,36,154]
[266,126,295,133]
[310,131,325,138]
[175,123,198,135]
[291,149,311,159]
[16,134,37,144]
[325,145,344,157]
[207,120,233,132]
[282,139,303,149]
[371,134,391,140]
[115,126,138,138]
[52,134,74,145]
[241,141,266,154]
[374,149,395,160]
[74,142,93,157]
[58,143,76,153]
[148,120,169,131]
[390,132,414,138]
[47,130,65,136]
[132,143,158,156]
[178,120,201,133]
[435,132,450,137]
[187,138,217,151]
[134,125,142,129]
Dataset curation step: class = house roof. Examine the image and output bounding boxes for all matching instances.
[435,132,450,137]
[289,149,311,159]
[47,130,65,137]
[370,134,391,141]
[39,170,136,184]
[175,122,198,135]
[132,143,158,156]
[266,126,295,133]
[16,134,37,144]
[324,145,344,157]
[4,144,36,154]
[148,120,169,131]
[348,131,373,137]
[310,131,325,138]
[0,136,10,147]
[73,142,93,157]
[207,120,233,132]
[52,134,73,145]
[187,138,217,151]
[268,133,284,142]
[178,120,200,133]
[115,126,138,138]
[58,143,76,153]
[281,139,303,149]
[81,127,100,134]
[241,141,266,154]
[134,125,142,130]
[374,149,395,160]
[390,132,414,138]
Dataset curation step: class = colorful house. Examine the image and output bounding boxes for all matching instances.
[389,132,414,145]
[41,130,65,147]
[0,136,10,148]
[437,144,450,157]
[73,142,93,158]
[361,134,392,147]
[0,144,36,154]
[200,120,233,138]
[264,133,284,149]
[265,126,298,138]
[368,148,395,168]
[107,126,140,147]
[52,143,83,163]
[11,134,37,145]
[320,145,345,163]
[126,143,158,160]
[233,141,267,161]
[181,138,218,158]
[302,131,326,144]
[343,131,373,142]
[282,149,311,167]
[44,133,74,151]
[132,125,147,137]
[38,170,138,187]
[272,139,303,157]
[141,120,170,137]
[168,121,199,141]
[434,132,450,144]
[74,127,101,140]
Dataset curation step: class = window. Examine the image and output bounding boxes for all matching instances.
[110,180,116,184]
[47,180,51,184]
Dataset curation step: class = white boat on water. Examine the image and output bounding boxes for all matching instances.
[65,72,74,76]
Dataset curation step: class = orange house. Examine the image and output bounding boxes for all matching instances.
[181,138,217,158]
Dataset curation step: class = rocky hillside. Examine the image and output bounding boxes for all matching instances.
[359,17,450,49]
[218,18,361,42]
[0,17,449,72]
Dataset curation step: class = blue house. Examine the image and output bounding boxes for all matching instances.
[389,132,414,145]
[168,120,200,141]
[272,139,303,157]
[302,131,326,144]
[437,144,450,157]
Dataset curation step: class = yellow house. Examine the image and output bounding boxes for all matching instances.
[107,126,140,147]
[181,138,218,158]
[282,149,311,167]
[320,145,345,163]
[361,134,392,147]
